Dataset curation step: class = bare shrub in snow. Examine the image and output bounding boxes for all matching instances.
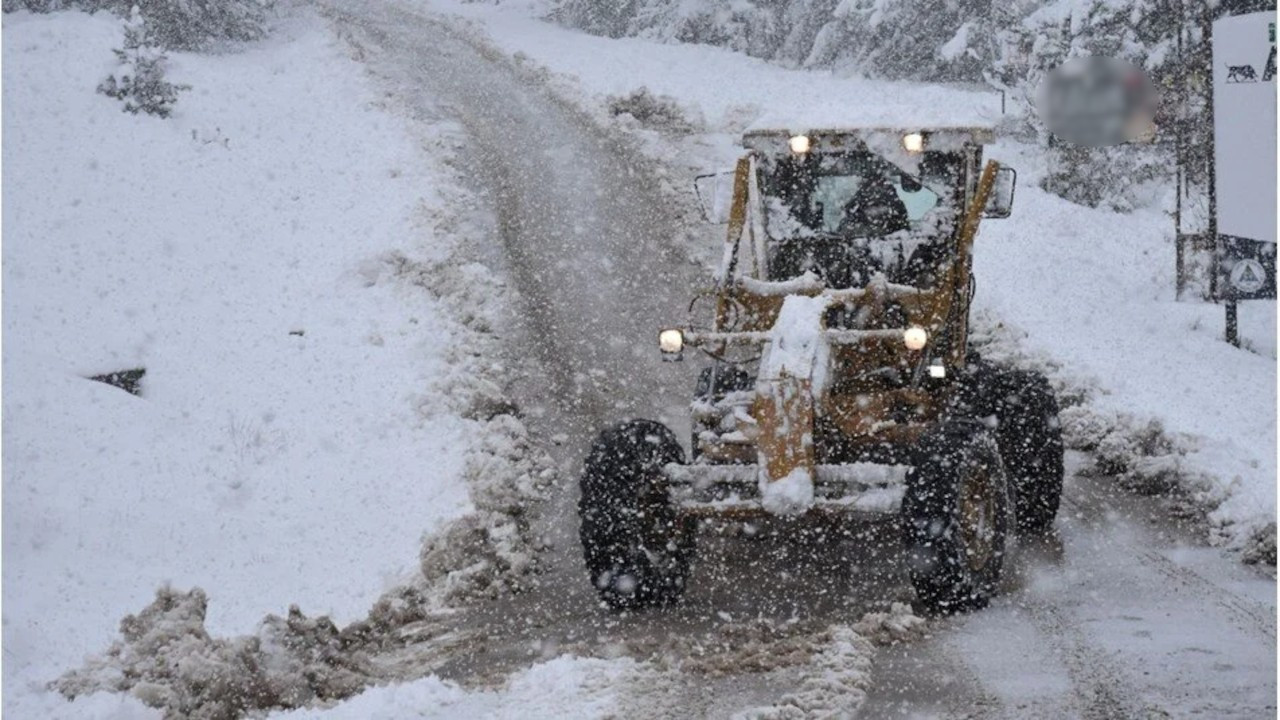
[1243,525,1276,566]
[98,8,190,118]
[606,87,699,133]
[54,587,375,718]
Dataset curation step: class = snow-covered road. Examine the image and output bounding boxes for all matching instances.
[318,0,703,601]
[863,454,1276,718]
[310,3,1277,717]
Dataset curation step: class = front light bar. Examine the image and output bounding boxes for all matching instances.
[660,327,924,350]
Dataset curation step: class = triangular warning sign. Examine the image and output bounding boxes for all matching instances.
[1239,264,1261,283]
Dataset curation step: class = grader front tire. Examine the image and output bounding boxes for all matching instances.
[901,421,1012,613]
[578,420,695,611]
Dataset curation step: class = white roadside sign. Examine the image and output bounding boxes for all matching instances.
[1213,12,1277,246]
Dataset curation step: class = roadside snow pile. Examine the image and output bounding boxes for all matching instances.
[639,619,833,677]
[54,587,639,720]
[55,588,375,718]
[614,607,925,718]
[733,626,874,720]
[368,206,555,607]
[852,602,930,646]
[733,607,926,717]
[5,6,550,717]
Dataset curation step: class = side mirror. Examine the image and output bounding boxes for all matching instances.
[983,166,1016,219]
[694,170,736,224]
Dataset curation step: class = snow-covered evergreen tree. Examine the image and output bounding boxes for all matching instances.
[4,0,272,50]
[97,6,190,118]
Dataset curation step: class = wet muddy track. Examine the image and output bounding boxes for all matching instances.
[321,3,1275,716]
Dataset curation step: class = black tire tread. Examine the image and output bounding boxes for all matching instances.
[992,370,1064,533]
[579,420,693,610]
[901,420,1012,613]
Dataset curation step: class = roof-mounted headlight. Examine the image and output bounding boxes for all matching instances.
[788,135,811,154]
[902,132,925,153]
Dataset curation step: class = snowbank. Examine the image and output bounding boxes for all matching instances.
[3,8,507,713]
[428,0,1275,560]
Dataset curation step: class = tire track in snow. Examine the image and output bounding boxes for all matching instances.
[1133,550,1276,643]
[862,452,1274,719]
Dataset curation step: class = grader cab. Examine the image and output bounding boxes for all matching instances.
[578,126,1064,613]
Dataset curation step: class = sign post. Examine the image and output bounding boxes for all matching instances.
[1211,11,1278,346]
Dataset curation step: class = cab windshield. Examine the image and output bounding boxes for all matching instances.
[758,149,960,289]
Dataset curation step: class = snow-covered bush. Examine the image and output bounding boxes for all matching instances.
[130,0,272,50]
[1040,141,1172,212]
[5,0,272,50]
[98,8,190,118]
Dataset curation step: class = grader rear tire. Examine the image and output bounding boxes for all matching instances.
[901,421,1012,613]
[993,371,1064,533]
[579,420,695,610]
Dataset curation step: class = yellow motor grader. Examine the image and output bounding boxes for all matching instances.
[579,126,1064,613]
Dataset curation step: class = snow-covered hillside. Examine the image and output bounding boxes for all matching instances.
[2,9,500,714]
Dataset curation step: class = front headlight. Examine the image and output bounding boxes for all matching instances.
[902,132,925,153]
[659,329,685,355]
[788,134,811,154]
[903,326,928,351]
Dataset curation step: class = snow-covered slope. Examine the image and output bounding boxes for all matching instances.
[425,0,1275,556]
[975,142,1277,555]
[2,9,481,713]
